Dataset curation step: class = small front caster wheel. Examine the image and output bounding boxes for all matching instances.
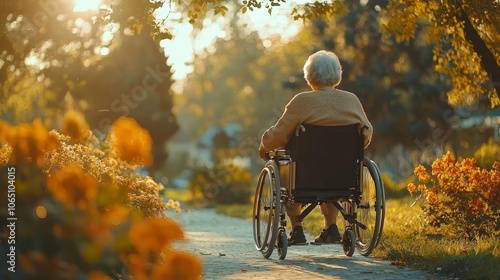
[343,228,356,257]
[277,229,288,260]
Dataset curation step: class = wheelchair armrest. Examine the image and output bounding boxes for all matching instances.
[268,149,290,158]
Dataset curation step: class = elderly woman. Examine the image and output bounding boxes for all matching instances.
[259,50,373,245]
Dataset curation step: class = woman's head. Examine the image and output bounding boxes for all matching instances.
[303,50,343,88]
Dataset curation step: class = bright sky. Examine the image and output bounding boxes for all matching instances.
[157,2,304,90]
[72,0,305,88]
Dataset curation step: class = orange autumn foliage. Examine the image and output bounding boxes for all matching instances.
[408,152,500,238]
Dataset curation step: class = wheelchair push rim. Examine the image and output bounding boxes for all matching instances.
[354,158,385,256]
[252,161,281,258]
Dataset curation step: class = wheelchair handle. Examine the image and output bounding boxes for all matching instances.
[295,125,306,136]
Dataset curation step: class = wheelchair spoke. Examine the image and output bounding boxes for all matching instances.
[258,178,272,248]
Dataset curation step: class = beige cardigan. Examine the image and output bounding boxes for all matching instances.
[260,87,373,153]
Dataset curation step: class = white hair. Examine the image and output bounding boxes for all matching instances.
[303,50,343,87]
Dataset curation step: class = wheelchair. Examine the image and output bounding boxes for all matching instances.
[253,124,385,259]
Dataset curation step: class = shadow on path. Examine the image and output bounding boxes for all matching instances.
[167,208,439,280]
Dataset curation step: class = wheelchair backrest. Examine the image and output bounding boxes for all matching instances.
[285,124,363,193]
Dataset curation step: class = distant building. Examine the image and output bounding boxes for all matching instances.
[454,113,500,140]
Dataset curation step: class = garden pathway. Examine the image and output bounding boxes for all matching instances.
[166,207,443,280]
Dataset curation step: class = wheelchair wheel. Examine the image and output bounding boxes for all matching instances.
[354,158,385,256]
[370,159,386,246]
[343,227,356,257]
[252,161,281,258]
[276,228,288,260]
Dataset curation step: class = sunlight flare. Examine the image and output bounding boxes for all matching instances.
[73,0,101,12]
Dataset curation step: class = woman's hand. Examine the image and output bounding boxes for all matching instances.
[259,147,267,161]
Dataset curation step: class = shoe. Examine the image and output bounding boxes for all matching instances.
[288,226,307,245]
[314,224,342,244]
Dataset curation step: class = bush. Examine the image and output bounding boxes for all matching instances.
[0,115,201,280]
[474,138,500,169]
[408,152,500,239]
[188,163,253,205]
[382,172,413,198]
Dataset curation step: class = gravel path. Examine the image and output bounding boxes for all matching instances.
[166,207,441,280]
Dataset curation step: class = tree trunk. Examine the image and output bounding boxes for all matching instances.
[460,10,500,96]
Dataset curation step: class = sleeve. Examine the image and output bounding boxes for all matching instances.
[259,96,303,152]
[355,97,373,148]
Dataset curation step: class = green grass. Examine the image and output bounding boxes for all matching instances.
[216,196,500,279]
[375,197,500,279]
[163,188,192,202]
[163,188,218,208]
[216,204,254,219]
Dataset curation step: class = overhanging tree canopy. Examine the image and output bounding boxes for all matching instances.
[3,0,499,111]
[0,0,179,172]
[382,0,500,108]
[90,0,500,108]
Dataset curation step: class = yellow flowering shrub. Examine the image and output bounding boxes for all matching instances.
[126,218,202,280]
[108,117,153,166]
[408,152,500,238]
[0,144,12,166]
[0,117,201,279]
[46,163,99,210]
[60,109,91,142]
[0,118,58,166]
